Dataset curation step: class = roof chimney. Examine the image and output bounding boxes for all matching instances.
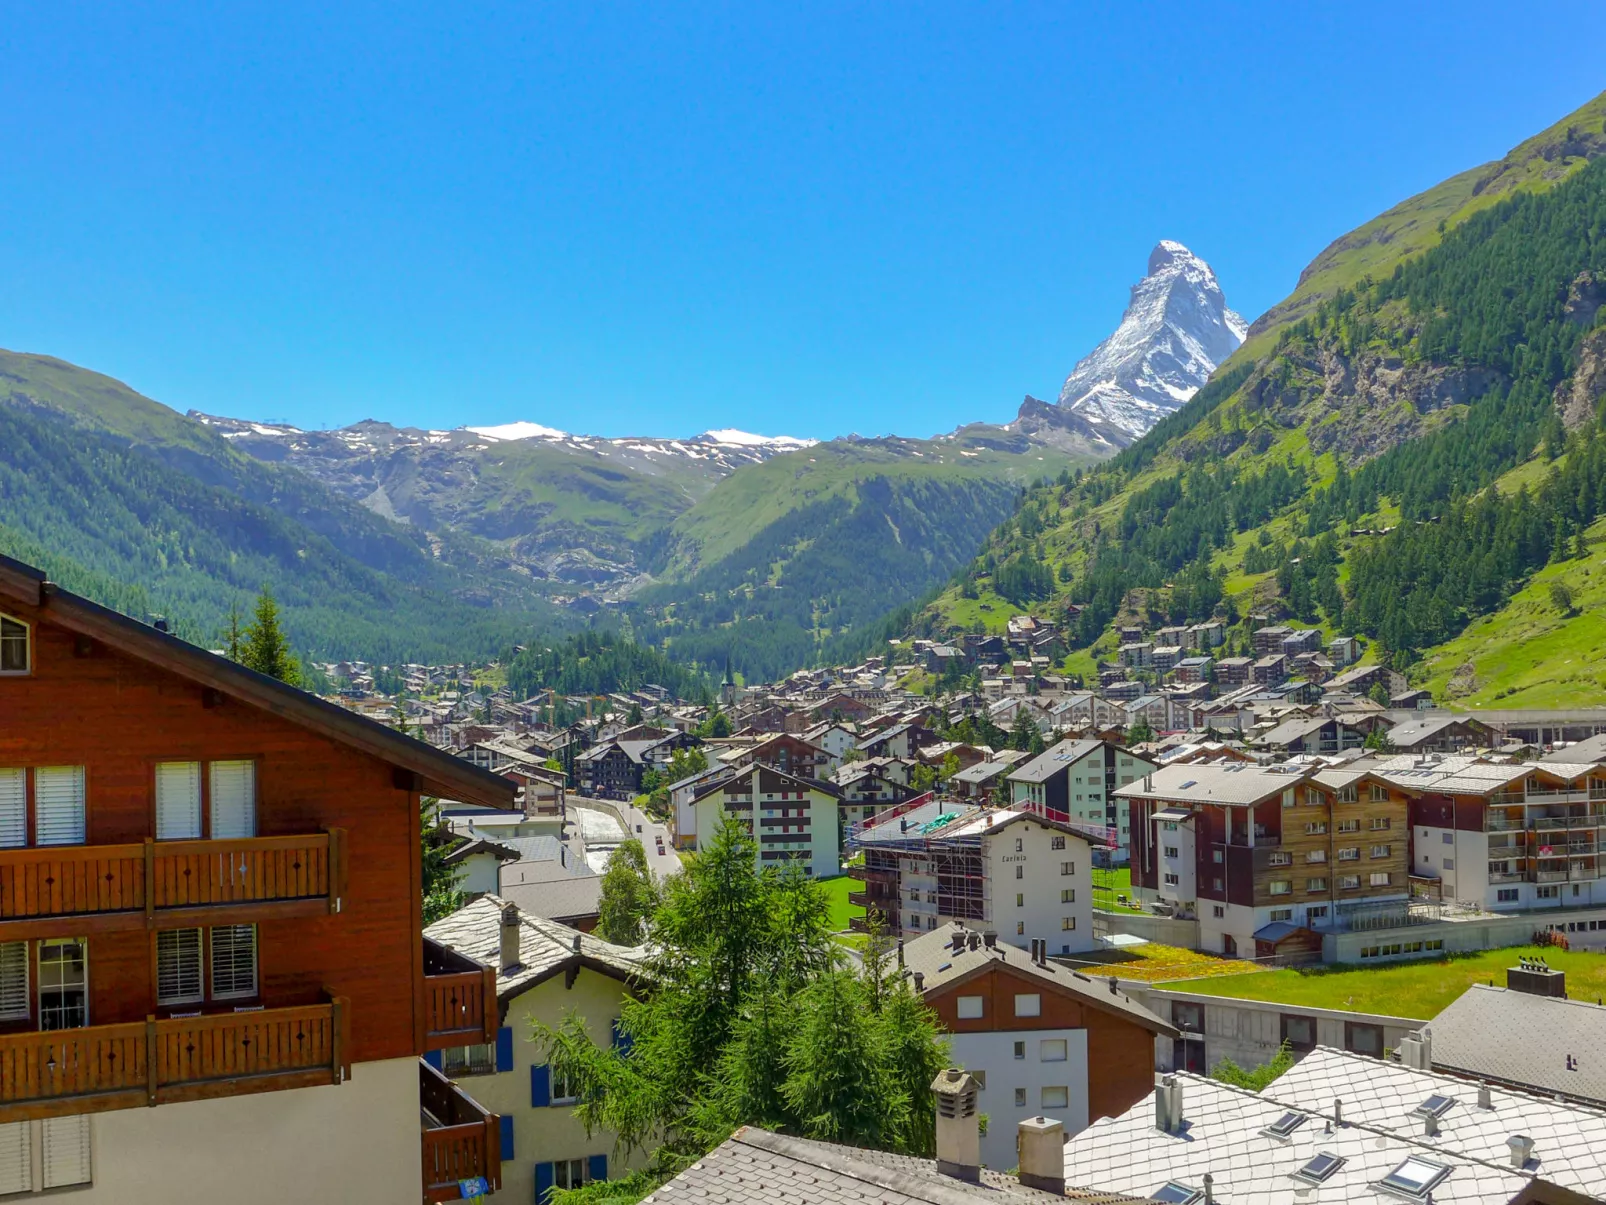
[983,933,997,949]
[1154,1073,1184,1134]
[1508,1134,1534,1169]
[1507,960,1566,997]
[913,971,925,992]
[500,903,522,972]
[572,932,582,954]
[897,939,905,968]
[951,931,966,953]
[1478,1082,1494,1110]
[932,1069,981,1182]
[1016,1116,1065,1195]
[1109,975,1119,995]
[1398,1029,1432,1070]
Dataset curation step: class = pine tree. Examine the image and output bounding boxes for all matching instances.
[222,604,245,661]
[241,588,300,685]
[596,839,659,945]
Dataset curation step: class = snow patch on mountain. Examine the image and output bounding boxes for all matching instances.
[1057,240,1246,439]
[700,429,817,448]
[465,420,570,441]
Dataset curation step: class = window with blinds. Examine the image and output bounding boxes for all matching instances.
[33,766,86,846]
[0,1120,29,1196]
[0,614,27,675]
[209,761,256,839]
[0,942,27,1022]
[41,1114,92,1188]
[210,925,257,999]
[0,768,23,849]
[155,762,203,840]
[157,929,204,1006]
[37,939,88,1031]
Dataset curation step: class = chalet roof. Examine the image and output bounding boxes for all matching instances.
[1008,739,1104,784]
[1386,715,1491,747]
[689,763,845,805]
[500,875,605,924]
[424,893,646,1001]
[900,923,1175,1037]
[443,836,522,865]
[951,760,1013,785]
[0,551,513,809]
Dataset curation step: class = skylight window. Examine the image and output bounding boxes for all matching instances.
[1378,1156,1450,1199]
[1261,1110,1306,1139]
[1149,1183,1202,1205]
[1412,1093,1456,1119]
[1293,1152,1345,1185]
[1179,780,1197,790]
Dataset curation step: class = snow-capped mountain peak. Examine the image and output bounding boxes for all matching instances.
[699,429,817,449]
[1057,241,1246,440]
[464,420,570,441]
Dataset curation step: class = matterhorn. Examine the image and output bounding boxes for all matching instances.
[1057,240,1247,440]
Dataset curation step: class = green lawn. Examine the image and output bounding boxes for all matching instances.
[820,875,866,932]
[1168,946,1606,1019]
[1092,866,1144,915]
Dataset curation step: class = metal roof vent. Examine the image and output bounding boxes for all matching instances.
[1507,1135,1534,1169]
[931,1068,981,1183]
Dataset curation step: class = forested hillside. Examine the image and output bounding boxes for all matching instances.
[0,365,565,663]
[923,92,1606,706]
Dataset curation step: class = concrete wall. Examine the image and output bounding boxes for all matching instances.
[1092,910,1200,949]
[19,1055,421,1204]
[952,1028,1090,1170]
[1124,985,1421,1078]
[1322,908,1606,963]
[451,966,645,1202]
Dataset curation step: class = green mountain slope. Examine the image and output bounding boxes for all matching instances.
[0,353,565,663]
[922,89,1606,703]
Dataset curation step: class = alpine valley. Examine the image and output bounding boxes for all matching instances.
[922,88,1606,708]
[0,237,1246,679]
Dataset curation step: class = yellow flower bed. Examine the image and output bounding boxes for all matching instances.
[1075,943,1263,984]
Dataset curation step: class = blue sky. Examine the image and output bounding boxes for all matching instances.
[1,4,1601,440]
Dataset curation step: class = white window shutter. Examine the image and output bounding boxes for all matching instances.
[0,769,24,849]
[210,925,257,998]
[209,761,256,839]
[41,1115,92,1188]
[155,762,203,840]
[0,1121,30,1195]
[33,767,86,846]
[156,929,204,1005]
[0,943,27,1022]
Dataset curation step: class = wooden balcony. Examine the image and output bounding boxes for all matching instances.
[423,936,498,1051]
[421,1059,502,1203]
[0,996,350,1123]
[0,830,347,940]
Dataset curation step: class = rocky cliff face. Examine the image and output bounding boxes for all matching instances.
[1057,240,1247,439]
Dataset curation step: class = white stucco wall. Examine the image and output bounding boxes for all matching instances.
[983,822,1093,956]
[952,1028,1089,1169]
[25,1055,421,1204]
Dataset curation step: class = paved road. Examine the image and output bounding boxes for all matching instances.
[572,794,681,881]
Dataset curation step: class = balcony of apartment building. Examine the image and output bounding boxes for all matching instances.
[0,992,352,1123]
[0,829,349,942]
[420,1058,502,1203]
[423,937,497,1053]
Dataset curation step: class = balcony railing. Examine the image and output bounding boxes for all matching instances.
[0,996,349,1121]
[0,831,347,939]
[421,1059,502,1203]
[423,938,498,1052]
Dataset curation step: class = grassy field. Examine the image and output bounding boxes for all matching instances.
[819,874,866,932]
[1092,866,1144,915]
[1074,943,1264,985]
[1166,946,1606,1019]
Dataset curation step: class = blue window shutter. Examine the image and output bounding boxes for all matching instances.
[534,1161,554,1204]
[495,1026,514,1072]
[530,1063,551,1108]
[610,1017,633,1054]
[588,1154,608,1183]
[499,1114,515,1161]
[422,1049,443,1070]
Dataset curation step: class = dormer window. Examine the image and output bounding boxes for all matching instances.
[0,614,29,675]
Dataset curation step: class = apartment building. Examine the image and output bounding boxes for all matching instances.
[423,898,647,1203]
[848,798,1095,955]
[690,763,842,877]
[1119,763,1410,959]
[0,552,514,1203]
[1373,755,1606,912]
[1005,739,1154,862]
[903,923,1175,1169]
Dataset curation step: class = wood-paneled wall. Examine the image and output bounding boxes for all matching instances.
[0,602,421,1064]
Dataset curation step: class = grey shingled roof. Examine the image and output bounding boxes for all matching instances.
[423,893,646,1001]
[1007,739,1103,785]
[643,1126,1136,1205]
[501,875,605,923]
[1426,984,1606,1107]
[1063,1057,1548,1205]
[900,923,1175,1037]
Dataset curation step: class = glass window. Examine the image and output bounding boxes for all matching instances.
[1013,1087,1026,1106]
[1040,1086,1068,1109]
[442,1043,495,1076]
[554,1158,590,1190]
[1172,1002,1203,1032]
[157,928,204,1006]
[210,925,258,999]
[1012,1041,1025,1059]
[956,995,983,1020]
[1345,1022,1384,1058]
[38,939,88,1030]
[1014,994,1041,1018]
[1280,1014,1316,1052]
[209,761,257,840]
[1040,1039,1067,1061]
[0,615,29,675]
